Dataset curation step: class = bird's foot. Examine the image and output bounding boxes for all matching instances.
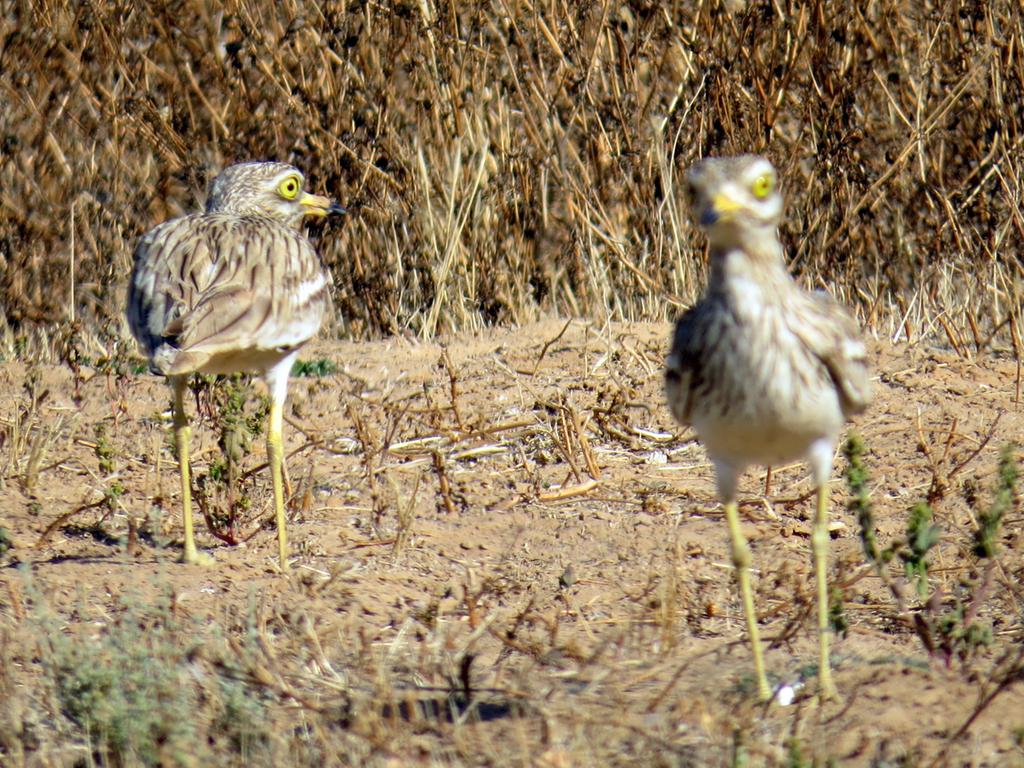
[818,679,839,705]
[268,556,292,575]
[181,548,216,566]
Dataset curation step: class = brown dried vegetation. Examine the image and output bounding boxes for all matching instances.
[1,0,1022,351]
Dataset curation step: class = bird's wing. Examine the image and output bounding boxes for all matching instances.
[797,291,871,418]
[665,304,708,424]
[127,216,210,358]
[128,215,328,374]
[162,281,263,350]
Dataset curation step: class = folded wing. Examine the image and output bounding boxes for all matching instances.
[127,214,328,376]
[797,292,871,418]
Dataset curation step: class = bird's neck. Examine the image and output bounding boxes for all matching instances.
[707,241,796,309]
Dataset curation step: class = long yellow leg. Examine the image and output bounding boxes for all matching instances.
[172,378,201,564]
[724,500,771,701]
[268,397,289,572]
[812,483,837,700]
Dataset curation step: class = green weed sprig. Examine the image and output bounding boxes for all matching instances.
[973,443,1017,559]
[903,502,941,599]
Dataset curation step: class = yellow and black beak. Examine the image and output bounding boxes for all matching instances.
[300,192,346,218]
[699,192,743,227]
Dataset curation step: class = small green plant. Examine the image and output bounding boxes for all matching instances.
[932,444,1019,663]
[845,434,886,567]
[784,738,810,768]
[847,434,944,598]
[937,600,993,659]
[94,423,117,475]
[93,341,150,379]
[191,374,270,545]
[40,589,200,765]
[845,434,903,610]
[902,502,940,599]
[31,579,273,766]
[291,357,337,378]
[94,422,126,527]
[730,729,749,768]
[848,437,1017,666]
[974,443,1016,558]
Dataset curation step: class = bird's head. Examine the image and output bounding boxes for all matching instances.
[205,161,345,227]
[685,155,783,255]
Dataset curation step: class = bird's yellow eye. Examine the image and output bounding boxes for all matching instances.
[278,175,301,200]
[751,173,774,199]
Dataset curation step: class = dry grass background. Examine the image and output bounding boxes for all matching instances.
[1,0,1022,355]
[3,1,1024,766]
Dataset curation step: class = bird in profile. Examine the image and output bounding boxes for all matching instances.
[665,155,870,701]
[127,161,344,572]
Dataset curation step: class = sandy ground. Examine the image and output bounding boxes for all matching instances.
[3,319,1024,766]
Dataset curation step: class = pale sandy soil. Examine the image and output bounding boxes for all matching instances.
[2,319,1024,766]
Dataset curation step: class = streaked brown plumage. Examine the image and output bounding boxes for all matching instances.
[665,155,870,701]
[127,161,344,571]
